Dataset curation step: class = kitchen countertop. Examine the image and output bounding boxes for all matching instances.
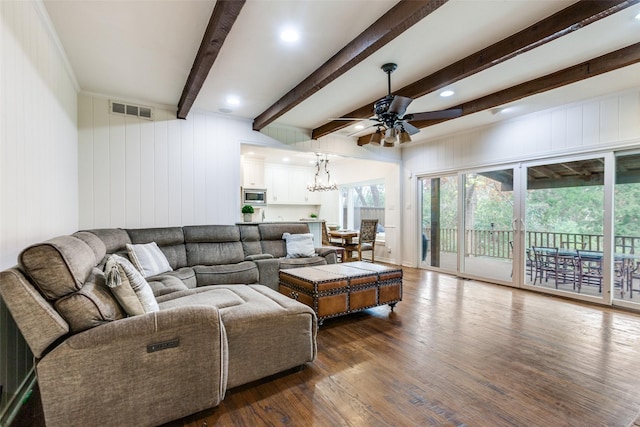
[236,219,325,224]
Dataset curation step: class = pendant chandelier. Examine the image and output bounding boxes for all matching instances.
[307,153,338,192]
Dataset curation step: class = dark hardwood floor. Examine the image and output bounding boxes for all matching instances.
[14,267,640,426]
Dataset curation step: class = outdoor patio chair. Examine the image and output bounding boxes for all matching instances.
[576,250,603,293]
[532,246,577,289]
[509,241,534,280]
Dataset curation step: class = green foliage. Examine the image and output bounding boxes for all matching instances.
[421,173,640,238]
[241,204,254,214]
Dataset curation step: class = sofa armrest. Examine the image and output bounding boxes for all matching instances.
[315,247,337,264]
[253,257,282,290]
[36,306,228,427]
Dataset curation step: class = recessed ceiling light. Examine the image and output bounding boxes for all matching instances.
[282,157,290,162]
[440,90,455,97]
[226,96,240,105]
[635,12,640,20]
[354,124,365,130]
[280,28,299,43]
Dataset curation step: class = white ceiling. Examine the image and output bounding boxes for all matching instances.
[44,0,640,145]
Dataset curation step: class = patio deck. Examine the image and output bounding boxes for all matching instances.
[421,252,640,303]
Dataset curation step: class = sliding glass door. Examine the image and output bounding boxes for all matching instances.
[613,152,640,307]
[419,175,458,272]
[461,169,515,283]
[417,152,640,310]
[523,156,606,300]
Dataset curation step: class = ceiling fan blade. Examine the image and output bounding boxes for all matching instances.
[407,108,463,121]
[387,95,413,116]
[401,121,420,135]
[328,116,376,121]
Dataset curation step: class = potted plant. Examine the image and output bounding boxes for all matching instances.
[310,213,318,219]
[241,204,254,222]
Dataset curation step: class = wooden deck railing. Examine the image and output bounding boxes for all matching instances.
[424,228,640,259]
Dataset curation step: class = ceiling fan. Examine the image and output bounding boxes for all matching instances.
[340,63,463,147]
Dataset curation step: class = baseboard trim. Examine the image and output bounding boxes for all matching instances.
[0,368,36,427]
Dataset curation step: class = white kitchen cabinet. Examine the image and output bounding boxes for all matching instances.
[242,158,265,188]
[265,164,320,205]
[265,165,289,204]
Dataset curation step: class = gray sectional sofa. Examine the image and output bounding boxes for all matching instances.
[0,222,335,427]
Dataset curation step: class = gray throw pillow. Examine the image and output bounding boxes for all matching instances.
[104,255,145,316]
[282,232,316,258]
[107,254,159,313]
[126,242,172,278]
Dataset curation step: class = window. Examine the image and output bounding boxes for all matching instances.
[339,181,385,240]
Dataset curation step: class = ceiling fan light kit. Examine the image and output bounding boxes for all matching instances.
[399,130,411,144]
[357,63,463,148]
[369,131,382,145]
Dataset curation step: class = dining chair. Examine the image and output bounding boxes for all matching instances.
[345,219,378,263]
[321,221,345,263]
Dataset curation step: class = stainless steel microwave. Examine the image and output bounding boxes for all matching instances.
[242,188,267,205]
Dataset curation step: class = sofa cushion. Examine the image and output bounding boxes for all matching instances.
[55,268,126,332]
[282,233,315,258]
[258,223,311,258]
[73,231,107,262]
[146,274,189,297]
[112,255,159,313]
[83,228,132,253]
[216,284,317,388]
[183,225,240,243]
[126,242,173,277]
[19,235,96,300]
[184,225,245,266]
[193,261,259,286]
[186,241,245,266]
[158,287,245,310]
[148,267,197,289]
[126,227,187,269]
[238,224,262,257]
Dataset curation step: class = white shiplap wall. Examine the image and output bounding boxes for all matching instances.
[78,94,297,228]
[0,0,78,419]
[401,89,640,266]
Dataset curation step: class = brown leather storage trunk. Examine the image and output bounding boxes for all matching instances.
[279,262,402,325]
[279,267,349,320]
[348,261,403,305]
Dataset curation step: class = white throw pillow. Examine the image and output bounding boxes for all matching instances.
[282,233,316,258]
[126,242,172,277]
[109,254,159,313]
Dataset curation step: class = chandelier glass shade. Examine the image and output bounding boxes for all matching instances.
[307,153,338,192]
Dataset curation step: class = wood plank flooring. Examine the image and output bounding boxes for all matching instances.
[15,267,640,426]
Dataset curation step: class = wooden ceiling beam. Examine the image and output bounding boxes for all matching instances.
[251,0,449,131]
[317,0,638,140]
[177,0,246,120]
[356,42,640,146]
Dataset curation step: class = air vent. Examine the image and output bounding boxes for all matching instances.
[110,101,153,120]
